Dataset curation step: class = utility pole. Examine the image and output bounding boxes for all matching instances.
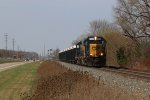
[44,44,45,58]
[12,38,15,59]
[4,33,8,58]
[4,33,8,51]
[12,38,15,52]
[17,45,20,59]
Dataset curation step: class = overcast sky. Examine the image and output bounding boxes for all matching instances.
[0,0,117,54]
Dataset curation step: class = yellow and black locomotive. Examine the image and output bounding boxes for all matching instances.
[59,36,106,66]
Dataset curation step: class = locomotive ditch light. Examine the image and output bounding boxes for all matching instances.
[94,36,97,40]
[100,53,104,56]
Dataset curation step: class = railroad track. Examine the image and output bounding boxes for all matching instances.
[57,61,150,79]
[100,67,150,79]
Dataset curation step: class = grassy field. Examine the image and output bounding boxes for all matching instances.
[0,62,40,100]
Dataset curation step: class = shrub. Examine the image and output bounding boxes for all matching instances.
[102,32,131,67]
[116,47,127,67]
[140,41,150,58]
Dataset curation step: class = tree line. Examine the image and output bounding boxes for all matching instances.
[0,49,38,60]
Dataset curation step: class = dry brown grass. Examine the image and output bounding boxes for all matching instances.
[28,61,145,100]
[37,61,67,77]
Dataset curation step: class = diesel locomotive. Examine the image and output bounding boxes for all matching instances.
[59,36,107,66]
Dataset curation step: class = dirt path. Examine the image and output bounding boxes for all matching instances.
[0,61,31,72]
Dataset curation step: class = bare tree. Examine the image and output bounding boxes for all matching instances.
[72,33,91,45]
[72,20,119,45]
[89,20,119,35]
[115,0,150,44]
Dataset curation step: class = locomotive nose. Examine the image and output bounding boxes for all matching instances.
[90,44,103,57]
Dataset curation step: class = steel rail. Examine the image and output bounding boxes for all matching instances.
[100,67,150,78]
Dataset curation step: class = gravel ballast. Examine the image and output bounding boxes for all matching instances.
[59,61,150,100]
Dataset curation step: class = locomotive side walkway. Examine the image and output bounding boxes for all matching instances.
[58,61,150,100]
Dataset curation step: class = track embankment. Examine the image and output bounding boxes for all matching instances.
[29,61,150,100]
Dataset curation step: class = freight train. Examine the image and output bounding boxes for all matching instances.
[59,36,107,66]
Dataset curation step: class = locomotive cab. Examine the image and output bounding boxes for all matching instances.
[83,36,106,66]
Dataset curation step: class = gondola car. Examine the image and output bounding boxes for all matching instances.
[59,45,77,63]
[59,36,106,66]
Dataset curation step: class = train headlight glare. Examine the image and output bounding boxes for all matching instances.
[100,53,104,56]
[94,36,97,40]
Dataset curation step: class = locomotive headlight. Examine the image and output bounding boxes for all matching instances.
[90,54,93,56]
[100,53,104,56]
